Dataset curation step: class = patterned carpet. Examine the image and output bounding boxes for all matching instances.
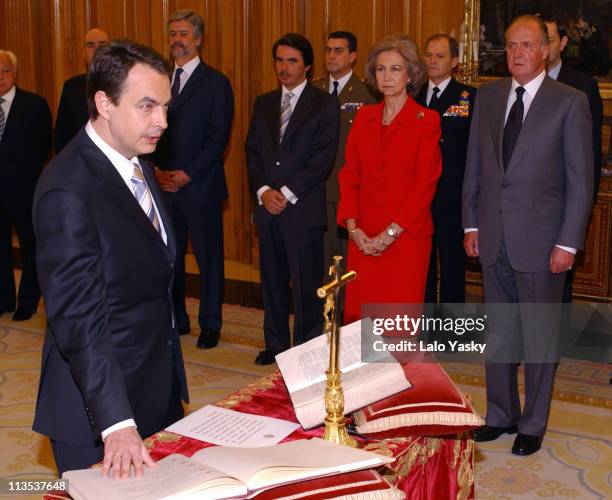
[0,298,610,499]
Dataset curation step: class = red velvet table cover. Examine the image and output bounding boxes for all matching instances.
[45,370,475,500]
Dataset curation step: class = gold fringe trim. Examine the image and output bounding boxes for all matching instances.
[272,479,405,500]
[354,410,484,434]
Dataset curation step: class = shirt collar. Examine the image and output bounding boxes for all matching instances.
[428,76,452,95]
[511,70,546,100]
[329,70,353,93]
[547,60,562,80]
[282,78,308,100]
[0,85,16,105]
[175,56,201,77]
[85,120,139,185]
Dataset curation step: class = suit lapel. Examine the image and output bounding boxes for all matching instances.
[170,62,205,111]
[492,79,512,171]
[265,90,282,143]
[1,88,23,142]
[338,73,359,104]
[435,79,459,114]
[281,84,315,144]
[506,77,555,173]
[141,160,176,258]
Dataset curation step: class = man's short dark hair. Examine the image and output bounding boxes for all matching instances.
[541,16,568,40]
[328,31,357,53]
[272,33,314,78]
[425,34,460,58]
[87,39,171,119]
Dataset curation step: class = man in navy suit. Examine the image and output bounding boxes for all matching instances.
[0,50,51,321]
[55,28,110,154]
[418,34,476,309]
[33,40,188,477]
[154,10,234,350]
[245,33,339,365]
[543,18,602,203]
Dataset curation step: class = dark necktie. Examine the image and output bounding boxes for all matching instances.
[0,97,5,142]
[171,68,184,99]
[502,86,526,172]
[331,81,339,96]
[428,86,440,108]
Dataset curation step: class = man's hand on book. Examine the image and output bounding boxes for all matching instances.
[102,427,156,479]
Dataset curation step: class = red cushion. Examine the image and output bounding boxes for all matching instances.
[352,361,483,437]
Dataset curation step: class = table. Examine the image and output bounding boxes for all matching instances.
[46,370,475,499]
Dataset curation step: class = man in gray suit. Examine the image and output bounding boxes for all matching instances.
[312,31,379,273]
[462,15,593,456]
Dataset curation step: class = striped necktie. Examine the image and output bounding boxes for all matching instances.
[131,163,160,233]
[0,97,5,142]
[279,91,294,142]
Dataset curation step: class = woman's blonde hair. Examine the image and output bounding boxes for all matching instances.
[364,34,426,97]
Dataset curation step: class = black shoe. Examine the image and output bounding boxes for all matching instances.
[197,329,220,349]
[512,433,542,456]
[474,424,518,442]
[254,350,279,365]
[178,325,191,336]
[12,309,35,321]
[0,306,16,317]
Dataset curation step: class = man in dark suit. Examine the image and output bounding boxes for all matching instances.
[33,40,188,477]
[418,34,476,308]
[0,50,51,321]
[154,10,234,350]
[544,18,603,202]
[463,16,593,456]
[55,28,110,154]
[312,31,379,271]
[245,33,339,365]
[543,18,604,309]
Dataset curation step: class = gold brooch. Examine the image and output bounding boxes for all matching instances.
[416,111,425,120]
[461,90,469,98]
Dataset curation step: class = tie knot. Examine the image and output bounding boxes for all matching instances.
[333,81,339,90]
[515,86,525,98]
[174,67,184,78]
[132,163,145,183]
[283,92,294,104]
[432,87,440,96]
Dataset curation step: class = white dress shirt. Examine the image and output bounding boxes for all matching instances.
[86,120,169,440]
[466,70,575,254]
[171,55,201,94]
[547,60,562,81]
[256,78,308,206]
[328,70,353,95]
[503,70,546,124]
[0,85,16,122]
[426,76,451,106]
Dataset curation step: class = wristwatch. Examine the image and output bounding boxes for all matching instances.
[386,226,399,239]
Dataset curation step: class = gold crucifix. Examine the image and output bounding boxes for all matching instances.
[316,256,357,447]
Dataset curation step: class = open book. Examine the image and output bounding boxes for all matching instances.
[276,319,411,428]
[64,438,393,500]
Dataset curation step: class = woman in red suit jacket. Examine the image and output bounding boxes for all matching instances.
[338,35,442,324]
